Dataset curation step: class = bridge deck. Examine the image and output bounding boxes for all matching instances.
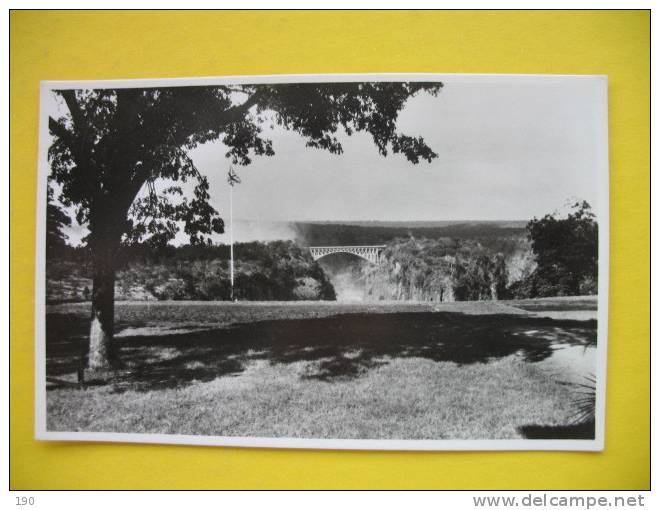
[307,245,386,249]
[308,245,386,264]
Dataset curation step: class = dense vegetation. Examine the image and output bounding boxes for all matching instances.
[311,203,598,302]
[347,236,530,302]
[509,201,598,298]
[46,241,336,303]
[47,203,597,304]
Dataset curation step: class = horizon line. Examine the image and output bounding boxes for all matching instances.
[229,218,532,223]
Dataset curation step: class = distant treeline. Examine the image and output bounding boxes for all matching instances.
[293,221,527,246]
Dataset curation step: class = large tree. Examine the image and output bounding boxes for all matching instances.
[48,81,443,369]
[526,200,598,296]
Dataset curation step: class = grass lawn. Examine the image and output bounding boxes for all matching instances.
[45,298,597,440]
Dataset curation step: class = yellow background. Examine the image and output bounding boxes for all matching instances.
[10,10,650,489]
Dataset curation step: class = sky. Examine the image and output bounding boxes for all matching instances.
[47,75,608,245]
[190,75,607,222]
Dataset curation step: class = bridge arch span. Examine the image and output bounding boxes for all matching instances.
[309,245,386,265]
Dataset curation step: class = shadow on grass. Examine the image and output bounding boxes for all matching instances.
[517,420,595,439]
[46,311,596,391]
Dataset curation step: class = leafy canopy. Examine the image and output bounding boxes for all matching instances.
[526,200,598,295]
[48,82,443,248]
[46,184,71,254]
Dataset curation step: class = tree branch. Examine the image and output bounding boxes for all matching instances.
[48,116,88,169]
[59,90,88,133]
[49,117,99,200]
[48,116,74,147]
[220,86,252,95]
[217,91,263,127]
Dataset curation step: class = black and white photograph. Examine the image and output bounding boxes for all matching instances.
[35,74,608,450]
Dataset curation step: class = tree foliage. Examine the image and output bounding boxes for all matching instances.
[511,200,598,297]
[47,241,336,303]
[361,237,510,302]
[46,184,71,256]
[48,82,443,248]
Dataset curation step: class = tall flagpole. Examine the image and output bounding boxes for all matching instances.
[230,182,234,301]
[227,166,241,301]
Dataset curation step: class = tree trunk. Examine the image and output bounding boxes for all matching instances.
[87,236,120,370]
[84,172,142,370]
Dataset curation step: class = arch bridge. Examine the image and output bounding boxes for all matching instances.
[309,245,386,264]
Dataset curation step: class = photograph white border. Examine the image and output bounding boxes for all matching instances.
[34,73,609,451]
